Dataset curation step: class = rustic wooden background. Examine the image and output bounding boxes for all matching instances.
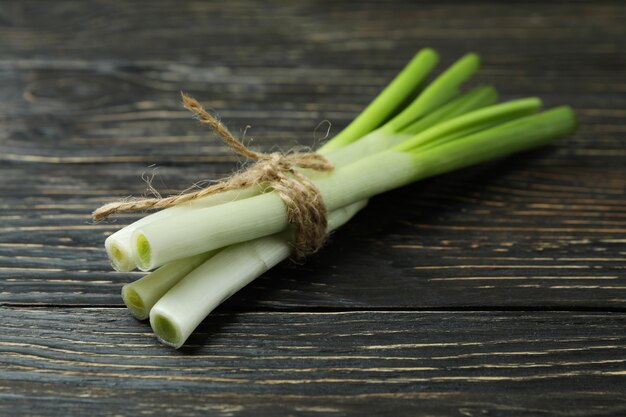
[1,1,625,415]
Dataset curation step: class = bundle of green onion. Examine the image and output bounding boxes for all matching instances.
[103,48,577,348]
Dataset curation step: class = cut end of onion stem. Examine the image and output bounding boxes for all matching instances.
[109,243,124,267]
[105,240,135,272]
[111,245,123,262]
[122,285,147,320]
[135,233,151,270]
[151,312,182,348]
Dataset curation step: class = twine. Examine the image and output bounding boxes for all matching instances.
[93,93,334,257]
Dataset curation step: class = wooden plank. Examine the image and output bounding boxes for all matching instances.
[0,0,625,415]
[1,1,624,65]
[1,307,625,416]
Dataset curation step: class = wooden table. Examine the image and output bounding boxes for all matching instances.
[1,1,625,415]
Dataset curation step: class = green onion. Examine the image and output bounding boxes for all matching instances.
[99,49,578,349]
[104,188,260,272]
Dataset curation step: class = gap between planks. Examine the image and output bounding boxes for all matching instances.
[3,304,626,314]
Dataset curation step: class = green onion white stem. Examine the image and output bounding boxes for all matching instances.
[105,187,260,272]
[149,200,368,348]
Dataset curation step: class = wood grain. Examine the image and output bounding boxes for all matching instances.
[1,307,626,416]
[0,0,625,415]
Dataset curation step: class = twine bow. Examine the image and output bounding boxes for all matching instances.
[93,93,334,257]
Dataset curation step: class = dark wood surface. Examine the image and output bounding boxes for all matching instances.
[1,1,625,415]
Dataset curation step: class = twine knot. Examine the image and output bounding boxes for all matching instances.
[93,93,334,258]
